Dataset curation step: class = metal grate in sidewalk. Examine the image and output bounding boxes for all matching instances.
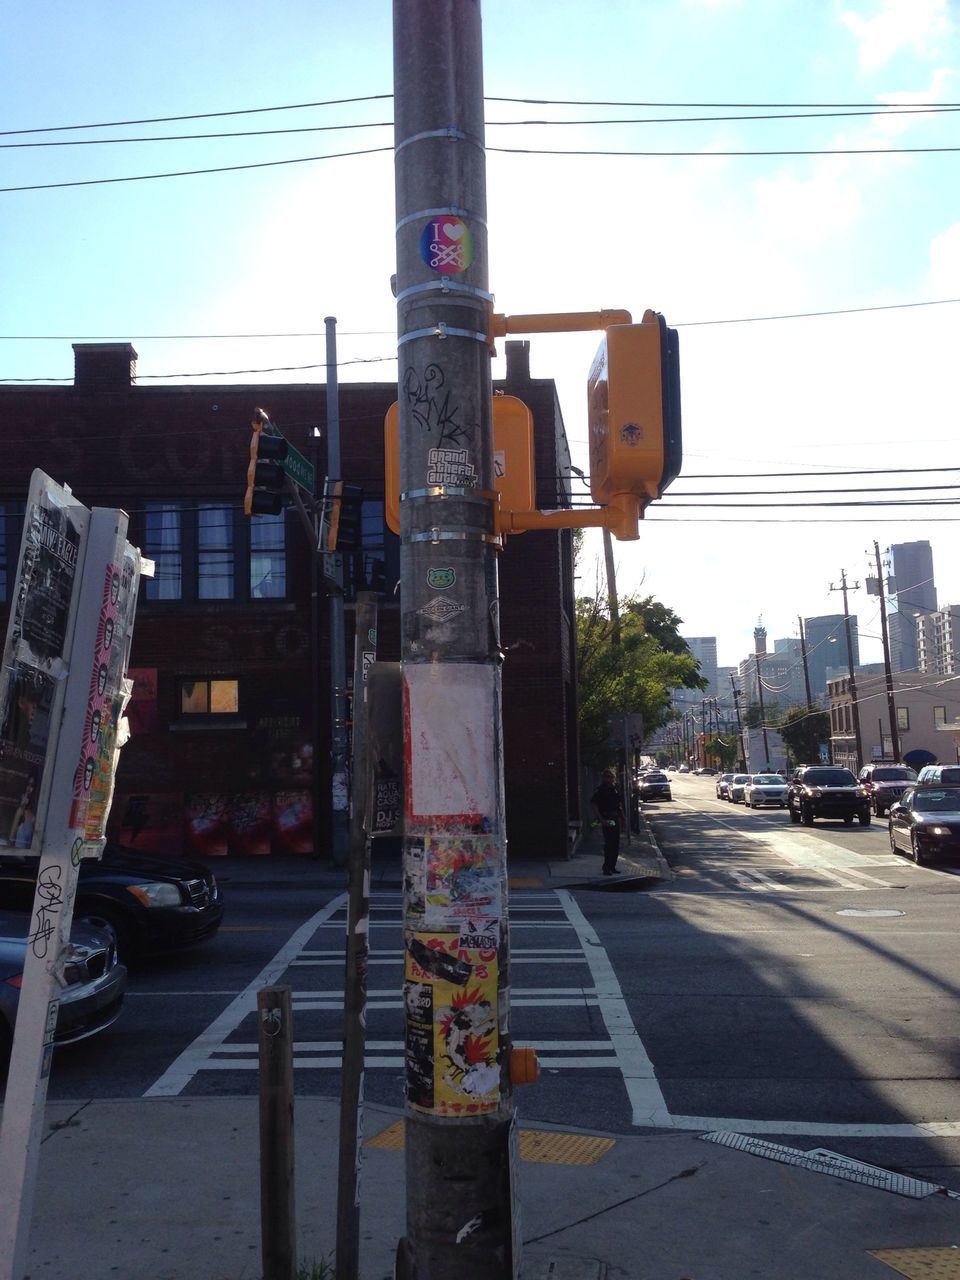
[701,1131,943,1198]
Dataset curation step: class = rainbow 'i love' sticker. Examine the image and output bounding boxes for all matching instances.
[420,217,473,274]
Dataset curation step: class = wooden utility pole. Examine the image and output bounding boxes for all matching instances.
[830,570,864,770]
[394,3,518,1277]
[797,615,813,708]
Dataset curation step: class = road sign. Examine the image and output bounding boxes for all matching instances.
[280,441,314,493]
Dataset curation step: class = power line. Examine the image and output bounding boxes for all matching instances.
[0,94,393,137]
[489,143,960,158]
[5,104,956,149]
[7,94,955,138]
[0,145,393,194]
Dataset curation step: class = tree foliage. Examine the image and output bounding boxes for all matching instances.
[778,704,831,766]
[576,590,706,767]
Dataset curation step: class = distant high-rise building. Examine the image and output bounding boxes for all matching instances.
[683,636,718,697]
[803,614,859,702]
[887,540,937,672]
[917,605,960,675]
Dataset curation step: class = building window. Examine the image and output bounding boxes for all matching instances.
[250,512,287,598]
[198,505,234,600]
[144,504,183,601]
[935,706,947,727]
[896,706,910,731]
[179,678,239,716]
[141,502,288,604]
[0,502,25,604]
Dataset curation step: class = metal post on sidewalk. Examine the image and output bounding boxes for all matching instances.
[335,594,378,1280]
[394,3,519,1277]
[258,985,296,1280]
[325,316,350,869]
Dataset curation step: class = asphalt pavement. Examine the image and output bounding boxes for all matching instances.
[8,817,960,1280]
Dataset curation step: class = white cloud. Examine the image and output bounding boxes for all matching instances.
[839,0,953,71]
[929,221,960,289]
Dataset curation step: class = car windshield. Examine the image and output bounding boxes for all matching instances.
[754,776,782,785]
[734,775,750,783]
[802,769,856,786]
[913,788,960,812]
[873,767,917,781]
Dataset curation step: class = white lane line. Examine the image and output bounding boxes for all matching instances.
[144,893,348,1098]
[209,1038,615,1053]
[555,888,672,1128]
[728,869,793,892]
[191,1056,621,1071]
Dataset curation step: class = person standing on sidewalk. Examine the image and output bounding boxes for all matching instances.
[590,769,626,875]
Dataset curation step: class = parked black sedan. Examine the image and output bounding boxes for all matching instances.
[0,845,224,962]
[888,785,960,864]
[0,910,126,1070]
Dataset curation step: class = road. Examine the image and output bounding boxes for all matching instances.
[29,778,960,1185]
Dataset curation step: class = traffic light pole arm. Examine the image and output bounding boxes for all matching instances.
[503,492,643,541]
[488,308,632,339]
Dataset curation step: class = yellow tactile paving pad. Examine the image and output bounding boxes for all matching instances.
[365,1121,614,1166]
[870,1248,960,1278]
[508,877,543,888]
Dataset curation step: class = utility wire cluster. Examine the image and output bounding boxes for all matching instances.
[4,92,958,193]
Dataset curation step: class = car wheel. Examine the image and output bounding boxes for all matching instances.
[801,804,814,826]
[858,811,871,827]
[843,814,854,826]
[789,804,801,824]
[910,831,922,864]
[889,826,898,853]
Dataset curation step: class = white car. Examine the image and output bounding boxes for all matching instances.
[743,774,789,808]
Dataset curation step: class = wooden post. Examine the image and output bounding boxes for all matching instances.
[259,985,296,1280]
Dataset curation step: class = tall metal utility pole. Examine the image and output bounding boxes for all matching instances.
[873,541,901,762]
[325,316,350,868]
[830,570,863,770]
[394,4,517,1279]
[797,615,813,708]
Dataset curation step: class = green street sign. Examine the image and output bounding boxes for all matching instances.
[281,442,315,493]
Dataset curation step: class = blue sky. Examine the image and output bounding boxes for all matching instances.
[3,0,958,669]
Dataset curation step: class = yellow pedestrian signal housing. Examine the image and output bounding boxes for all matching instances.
[244,415,288,516]
[587,309,681,506]
[383,395,536,535]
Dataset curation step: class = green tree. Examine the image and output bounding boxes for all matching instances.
[778,704,831,766]
[576,590,706,767]
[706,734,738,769]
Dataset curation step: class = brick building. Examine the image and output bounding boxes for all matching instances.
[0,341,580,860]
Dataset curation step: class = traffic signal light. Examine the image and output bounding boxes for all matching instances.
[244,418,288,516]
[587,309,682,506]
[326,482,364,552]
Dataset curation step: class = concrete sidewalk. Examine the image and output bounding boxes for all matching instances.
[23,1095,960,1279]
[14,818,960,1279]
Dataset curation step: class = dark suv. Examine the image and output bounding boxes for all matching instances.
[787,766,871,827]
[857,764,918,817]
